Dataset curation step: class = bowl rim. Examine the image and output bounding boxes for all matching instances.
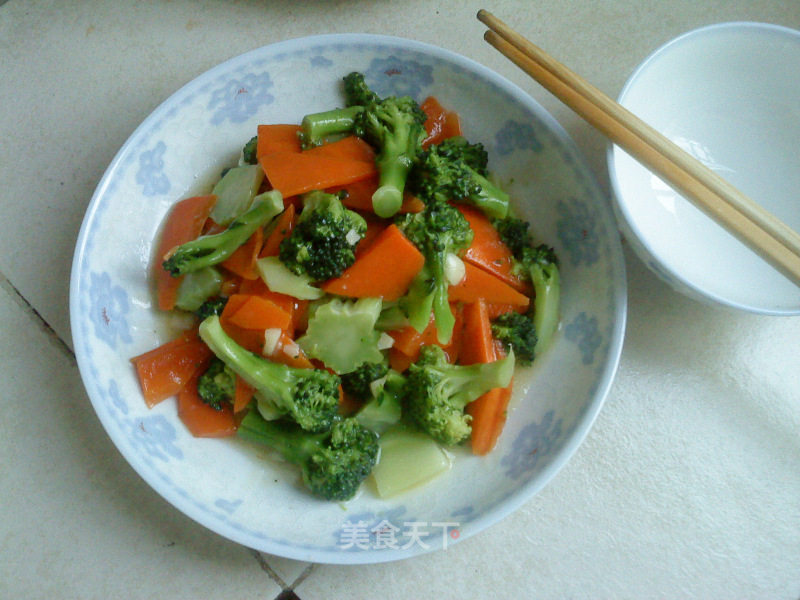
[606,21,800,315]
[70,32,628,563]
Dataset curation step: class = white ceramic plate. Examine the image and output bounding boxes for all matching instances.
[609,22,800,313]
[70,34,626,564]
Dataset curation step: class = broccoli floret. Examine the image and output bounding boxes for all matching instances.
[238,410,379,501]
[492,215,532,257]
[278,191,367,281]
[431,136,489,174]
[198,315,340,432]
[411,139,509,219]
[491,311,537,366]
[163,191,283,277]
[396,201,473,343]
[404,345,515,445]
[194,296,228,319]
[341,360,390,401]
[197,358,236,410]
[342,72,427,218]
[297,297,384,374]
[494,216,561,356]
[298,105,365,149]
[241,135,258,165]
[343,71,380,107]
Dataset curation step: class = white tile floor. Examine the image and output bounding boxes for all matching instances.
[3,2,800,598]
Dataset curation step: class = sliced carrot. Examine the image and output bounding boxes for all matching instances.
[232,376,255,413]
[355,216,388,256]
[268,332,315,369]
[259,151,376,198]
[449,262,531,307]
[388,304,460,363]
[220,227,263,280]
[227,294,292,331]
[219,272,242,296]
[389,347,414,373]
[459,299,495,364]
[421,96,463,148]
[339,385,362,416]
[258,204,296,258]
[468,384,512,455]
[257,124,302,156]
[321,224,425,301]
[131,330,214,408]
[154,195,217,311]
[457,205,531,293]
[461,299,512,455]
[306,135,376,163]
[177,371,237,438]
[220,320,265,355]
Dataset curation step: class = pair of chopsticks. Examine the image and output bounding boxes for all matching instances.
[478,10,800,289]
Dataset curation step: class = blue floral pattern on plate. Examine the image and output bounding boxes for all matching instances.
[88,271,132,349]
[136,141,170,197]
[494,119,544,155]
[70,34,626,564]
[363,56,434,99]
[208,71,275,124]
[556,197,601,267]
[564,312,603,365]
[501,410,564,480]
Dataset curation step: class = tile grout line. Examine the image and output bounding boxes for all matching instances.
[249,549,290,590]
[289,563,316,591]
[0,272,76,364]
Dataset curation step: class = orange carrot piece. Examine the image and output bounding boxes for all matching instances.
[154,195,217,311]
[420,96,462,148]
[306,135,376,163]
[220,227,263,280]
[257,124,302,156]
[321,224,425,301]
[232,376,255,413]
[219,272,242,296]
[258,204,296,258]
[441,110,462,140]
[355,217,388,257]
[220,320,265,355]
[468,384,512,455]
[388,347,412,373]
[449,262,531,307]
[177,372,237,438]
[461,299,512,455]
[329,175,424,214]
[388,304,460,363]
[227,294,292,331]
[457,205,531,293]
[268,332,315,369]
[259,152,376,198]
[459,299,495,364]
[131,330,214,408]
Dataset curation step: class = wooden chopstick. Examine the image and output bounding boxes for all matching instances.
[477,10,800,288]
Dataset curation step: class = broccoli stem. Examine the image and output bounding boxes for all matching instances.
[299,105,364,149]
[430,253,455,345]
[467,170,510,219]
[530,263,560,355]
[237,410,318,464]
[163,191,283,277]
[199,315,295,401]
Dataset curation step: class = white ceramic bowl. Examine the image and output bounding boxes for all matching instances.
[70,34,626,563]
[608,22,800,313]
